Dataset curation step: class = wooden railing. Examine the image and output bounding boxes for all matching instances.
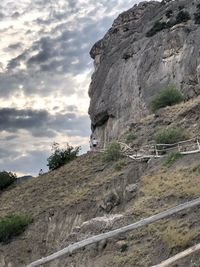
[118,135,200,160]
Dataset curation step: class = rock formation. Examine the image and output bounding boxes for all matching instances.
[89,0,200,146]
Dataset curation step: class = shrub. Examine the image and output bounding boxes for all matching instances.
[166,10,173,18]
[125,132,137,143]
[0,214,32,244]
[154,128,188,144]
[0,171,16,190]
[163,152,183,167]
[102,142,122,162]
[114,159,127,171]
[47,142,80,171]
[146,21,168,37]
[150,86,184,112]
[175,11,191,24]
[120,243,129,252]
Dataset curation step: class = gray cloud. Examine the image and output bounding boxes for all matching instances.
[0,0,146,175]
[0,0,140,101]
[0,108,90,137]
[6,42,23,51]
[0,150,50,175]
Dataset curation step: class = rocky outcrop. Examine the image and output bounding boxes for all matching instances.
[89,0,200,146]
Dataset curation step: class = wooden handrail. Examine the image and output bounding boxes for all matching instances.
[116,135,200,160]
[152,243,200,267]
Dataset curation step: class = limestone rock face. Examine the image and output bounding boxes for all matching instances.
[88,0,200,146]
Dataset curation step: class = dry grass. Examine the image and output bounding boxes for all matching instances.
[0,153,119,217]
[129,162,200,218]
[148,218,200,250]
[141,167,200,198]
[106,242,151,267]
[162,223,200,249]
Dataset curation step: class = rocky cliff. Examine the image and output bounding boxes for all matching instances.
[89,0,200,146]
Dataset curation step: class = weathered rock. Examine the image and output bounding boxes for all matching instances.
[99,191,120,212]
[89,0,200,146]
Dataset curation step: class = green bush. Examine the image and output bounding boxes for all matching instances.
[150,86,184,112]
[120,243,129,253]
[175,11,191,24]
[102,142,122,162]
[163,152,183,167]
[154,128,188,144]
[0,214,32,244]
[0,171,16,190]
[47,142,80,171]
[166,10,173,18]
[146,10,191,38]
[125,132,137,143]
[114,160,127,171]
[146,21,168,37]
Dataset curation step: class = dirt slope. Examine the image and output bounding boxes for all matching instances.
[0,98,200,267]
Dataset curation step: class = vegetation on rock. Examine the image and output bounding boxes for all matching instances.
[0,171,17,190]
[150,86,184,112]
[47,142,80,171]
[114,159,127,171]
[166,9,173,18]
[146,21,168,37]
[125,132,137,143]
[102,142,122,162]
[154,127,188,144]
[146,10,190,37]
[0,214,32,244]
[175,10,190,24]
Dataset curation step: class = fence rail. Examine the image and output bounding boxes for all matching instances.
[117,135,200,160]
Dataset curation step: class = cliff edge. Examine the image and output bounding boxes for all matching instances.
[89,0,200,145]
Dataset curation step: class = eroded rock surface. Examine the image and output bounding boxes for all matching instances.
[89,0,200,145]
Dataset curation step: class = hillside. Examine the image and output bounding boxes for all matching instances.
[1,1,200,266]
[0,96,200,266]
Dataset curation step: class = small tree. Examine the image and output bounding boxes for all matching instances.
[102,142,122,162]
[175,11,191,24]
[0,171,17,190]
[150,86,184,112]
[47,142,80,171]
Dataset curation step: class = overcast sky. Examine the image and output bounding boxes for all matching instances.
[0,0,150,176]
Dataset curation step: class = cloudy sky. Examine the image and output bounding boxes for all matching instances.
[0,0,148,176]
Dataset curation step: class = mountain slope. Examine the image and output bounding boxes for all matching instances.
[0,97,200,266]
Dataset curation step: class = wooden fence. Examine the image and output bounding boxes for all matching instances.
[118,136,200,160]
